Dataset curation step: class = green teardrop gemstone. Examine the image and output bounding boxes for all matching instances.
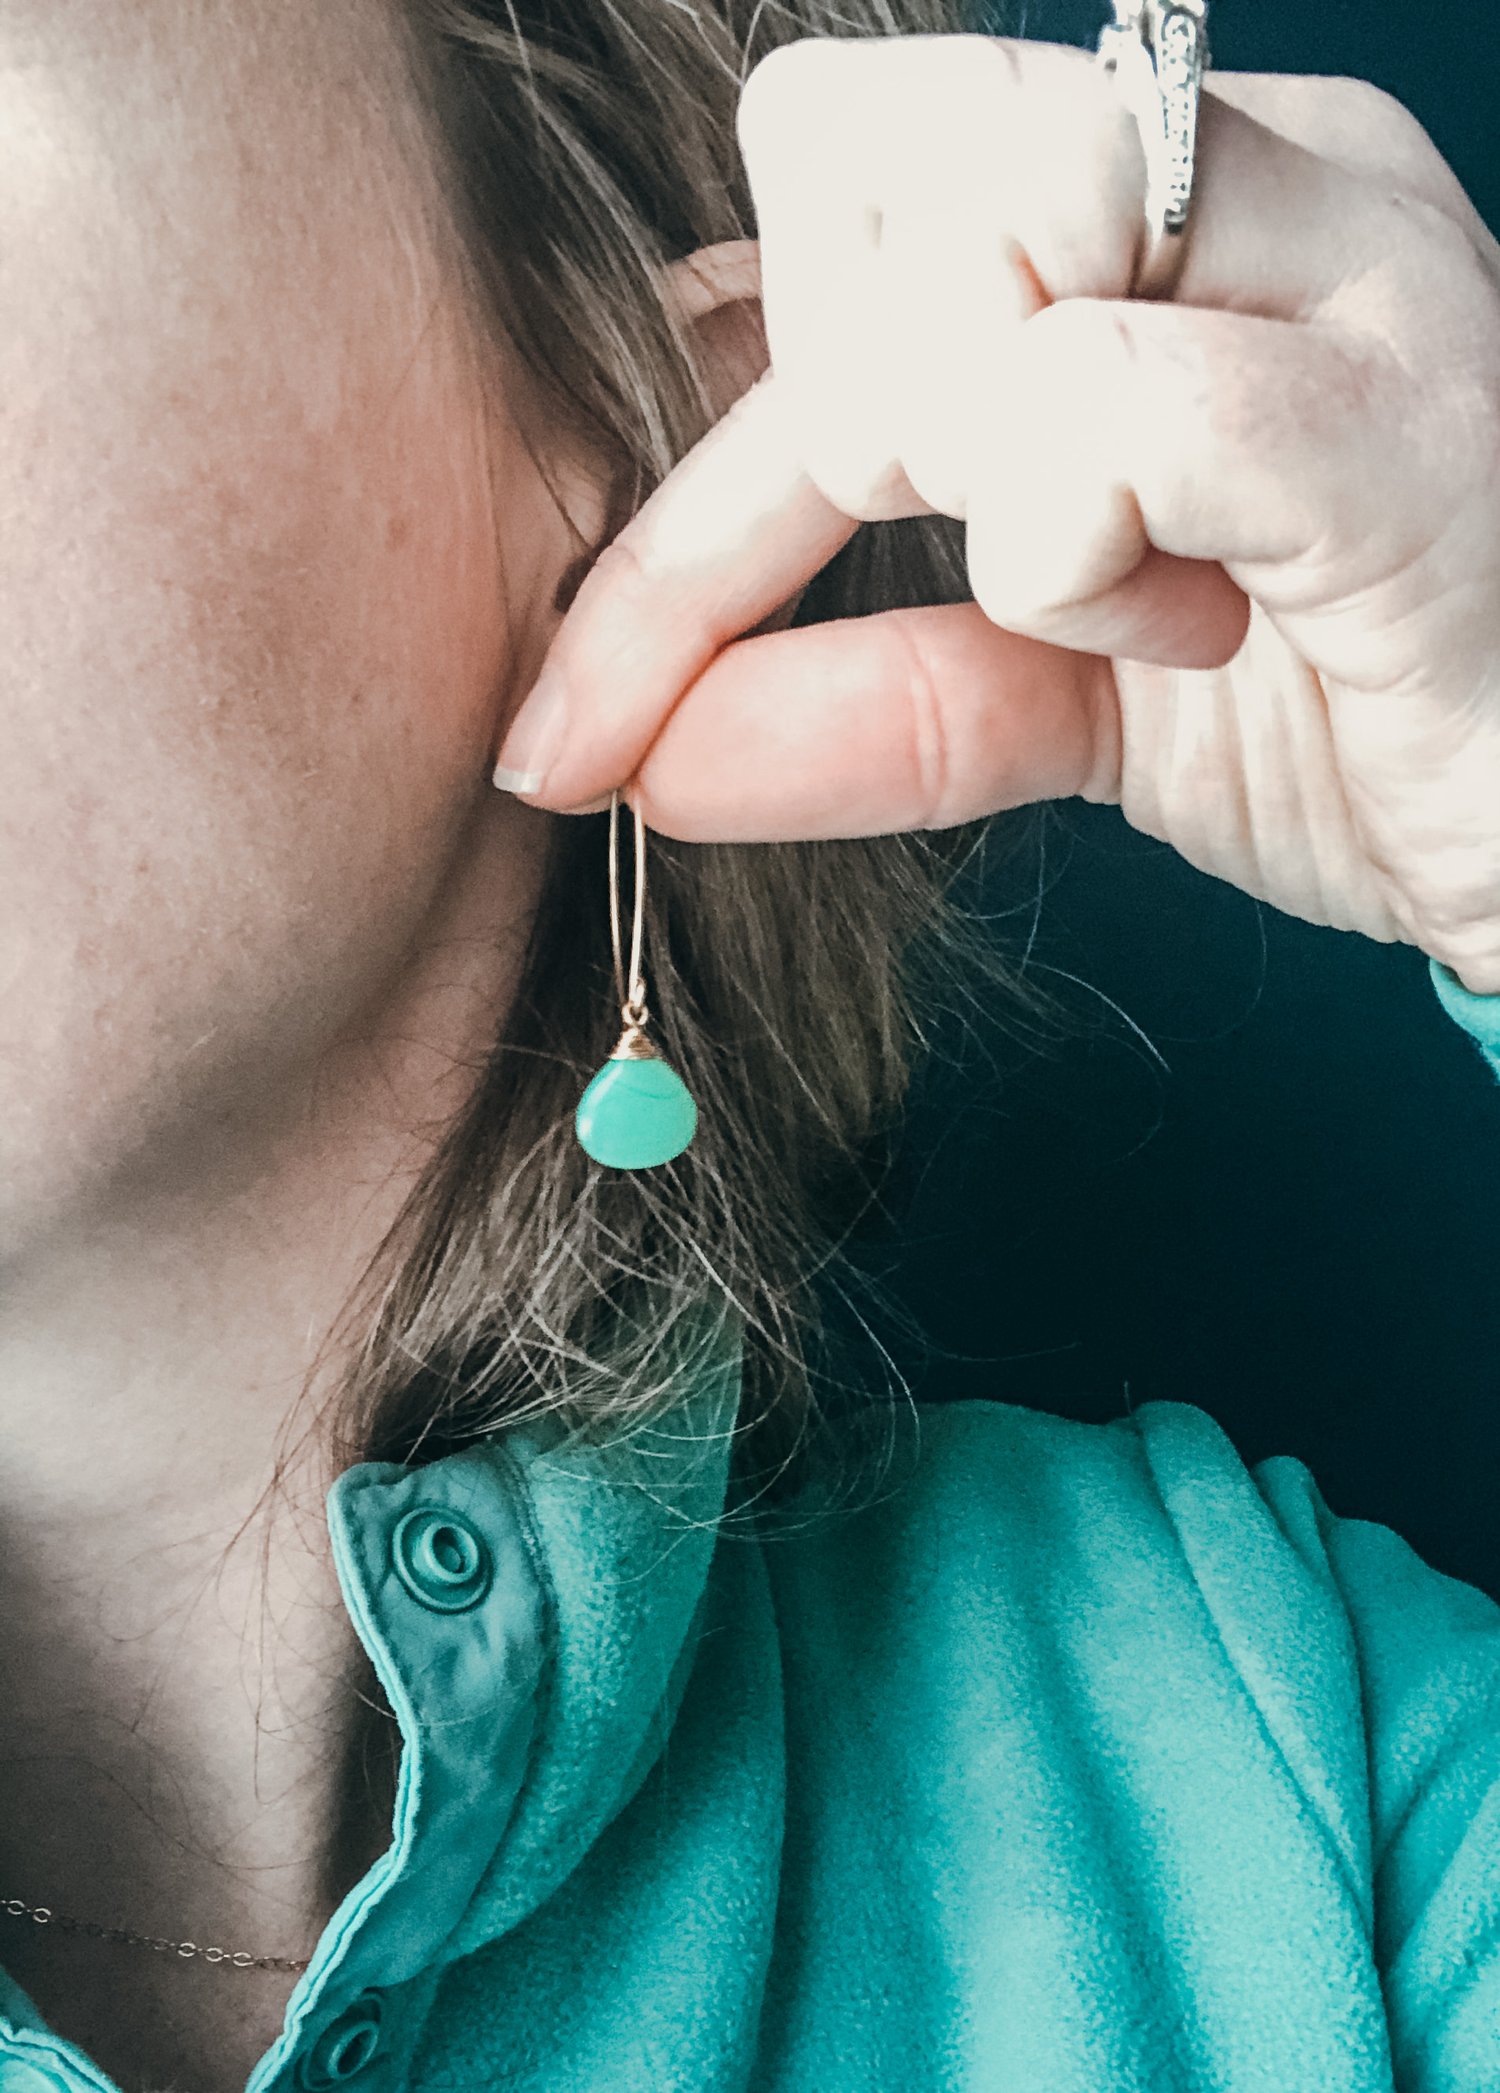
[575,1054,698,1170]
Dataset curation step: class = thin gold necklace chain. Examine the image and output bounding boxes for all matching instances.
[0,1891,311,1974]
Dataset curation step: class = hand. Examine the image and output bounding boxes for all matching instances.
[493,35,1500,993]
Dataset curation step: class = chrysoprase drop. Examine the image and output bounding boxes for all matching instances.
[575,1055,698,1170]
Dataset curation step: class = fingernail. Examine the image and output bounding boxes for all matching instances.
[492,663,569,795]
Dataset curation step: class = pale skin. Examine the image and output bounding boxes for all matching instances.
[2,2,644,2086]
[0,7,1495,2093]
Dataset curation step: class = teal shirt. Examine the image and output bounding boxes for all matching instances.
[4,955,1500,2093]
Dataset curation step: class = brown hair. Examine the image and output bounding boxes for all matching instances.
[295,0,1062,1511]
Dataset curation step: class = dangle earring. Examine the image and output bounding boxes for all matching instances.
[574,792,698,1170]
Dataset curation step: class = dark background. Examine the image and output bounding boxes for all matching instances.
[880,1,1500,1597]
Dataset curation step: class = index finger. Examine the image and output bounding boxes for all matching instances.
[493,369,857,810]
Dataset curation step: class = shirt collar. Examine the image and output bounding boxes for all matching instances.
[303,1326,741,2004]
[0,1331,744,2091]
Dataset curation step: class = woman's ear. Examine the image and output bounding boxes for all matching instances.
[658,239,807,639]
[661,239,770,422]
[531,238,795,677]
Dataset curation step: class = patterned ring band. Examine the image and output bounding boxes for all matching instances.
[1096,0,1211,301]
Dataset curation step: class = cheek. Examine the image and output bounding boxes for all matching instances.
[0,253,510,1244]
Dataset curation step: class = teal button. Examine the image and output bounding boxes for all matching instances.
[0,2064,74,2093]
[391,1506,492,1614]
[298,1993,385,2089]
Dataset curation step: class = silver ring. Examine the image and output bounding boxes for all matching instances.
[1096,0,1211,300]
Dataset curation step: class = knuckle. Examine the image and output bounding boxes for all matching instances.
[972,32,1027,98]
[1376,197,1500,377]
[737,36,839,155]
[1333,75,1435,156]
[584,530,654,598]
[1389,191,1481,276]
[897,447,967,523]
[1415,920,1500,997]
[786,351,923,518]
[1022,293,1124,368]
[561,530,717,656]
[889,615,954,830]
[808,458,922,523]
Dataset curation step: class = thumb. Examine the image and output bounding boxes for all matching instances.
[628,598,1121,843]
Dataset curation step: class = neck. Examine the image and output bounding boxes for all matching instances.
[0,794,549,1962]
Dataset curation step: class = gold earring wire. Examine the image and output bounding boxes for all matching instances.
[608,789,650,1041]
[574,790,698,1170]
